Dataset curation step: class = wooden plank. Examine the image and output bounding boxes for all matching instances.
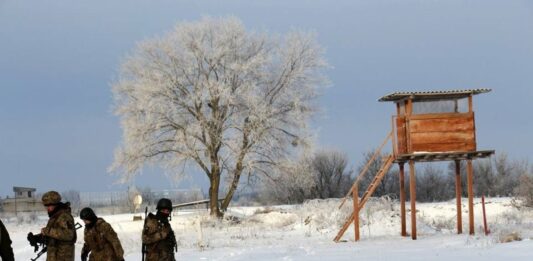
[467,159,474,235]
[409,112,473,120]
[394,150,495,163]
[411,142,476,153]
[396,117,407,154]
[472,112,477,151]
[409,117,474,133]
[410,131,475,144]
[455,160,463,234]
[406,117,412,153]
[406,113,475,154]
[406,99,413,153]
[409,160,417,240]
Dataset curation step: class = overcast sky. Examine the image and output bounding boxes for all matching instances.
[1,0,532,197]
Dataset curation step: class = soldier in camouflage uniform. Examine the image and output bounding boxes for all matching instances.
[142,198,177,261]
[36,191,77,261]
[0,218,14,261]
[80,207,125,261]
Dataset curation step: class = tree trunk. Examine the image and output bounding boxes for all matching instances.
[209,174,222,217]
[221,129,249,212]
[221,168,243,211]
[209,151,222,217]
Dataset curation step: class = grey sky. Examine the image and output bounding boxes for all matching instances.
[1,0,532,197]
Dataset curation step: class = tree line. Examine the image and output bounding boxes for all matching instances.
[259,150,533,205]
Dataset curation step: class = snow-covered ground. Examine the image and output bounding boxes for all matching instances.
[2,197,532,260]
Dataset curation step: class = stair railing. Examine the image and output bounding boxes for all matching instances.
[339,131,393,209]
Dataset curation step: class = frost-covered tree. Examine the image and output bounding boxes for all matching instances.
[259,149,353,204]
[259,152,317,204]
[416,165,452,202]
[311,150,353,199]
[61,190,81,213]
[109,17,328,217]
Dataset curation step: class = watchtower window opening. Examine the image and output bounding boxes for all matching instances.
[412,98,468,114]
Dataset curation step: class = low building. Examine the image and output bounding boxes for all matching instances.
[1,187,43,213]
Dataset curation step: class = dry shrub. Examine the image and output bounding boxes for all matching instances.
[516,175,533,207]
[499,231,522,243]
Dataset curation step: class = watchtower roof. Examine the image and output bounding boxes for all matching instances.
[378,88,491,102]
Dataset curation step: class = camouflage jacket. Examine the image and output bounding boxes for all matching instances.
[82,218,124,261]
[0,219,14,261]
[41,204,77,261]
[142,213,176,261]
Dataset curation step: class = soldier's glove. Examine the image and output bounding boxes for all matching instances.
[27,232,35,242]
[27,233,36,251]
[27,232,43,252]
[81,250,89,261]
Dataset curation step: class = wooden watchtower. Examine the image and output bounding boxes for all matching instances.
[334,89,495,242]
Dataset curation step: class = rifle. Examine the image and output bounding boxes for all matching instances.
[168,227,178,253]
[142,206,148,261]
[27,222,83,261]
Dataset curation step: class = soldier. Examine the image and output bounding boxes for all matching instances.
[0,218,15,261]
[142,198,177,261]
[32,190,77,261]
[80,207,125,261]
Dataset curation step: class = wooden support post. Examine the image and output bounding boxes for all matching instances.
[396,102,401,115]
[353,185,360,241]
[467,159,474,235]
[399,163,406,237]
[482,194,489,235]
[391,116,397,157]
[409,160,417,240]
[405,99,413,153]
[455,160,463,234]
[468,95,473,113]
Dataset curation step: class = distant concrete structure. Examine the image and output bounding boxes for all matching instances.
[1,186,42,213]
[14,186,36,198]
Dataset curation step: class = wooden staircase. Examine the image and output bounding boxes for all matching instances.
[333,153,395,242]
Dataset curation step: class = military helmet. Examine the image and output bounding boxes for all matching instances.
[42,191,61,206]
[80,207,97,221]
[156,198,172,211]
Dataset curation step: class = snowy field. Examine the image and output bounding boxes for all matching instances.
[2,197,533,260]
